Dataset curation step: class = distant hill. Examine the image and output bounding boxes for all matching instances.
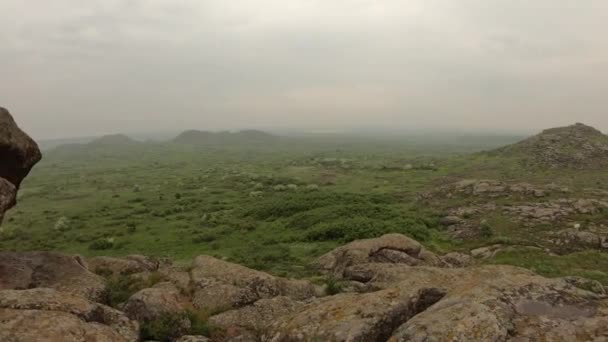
[489,123,608,169]
[88,134,139,146]
[173,129,279,145]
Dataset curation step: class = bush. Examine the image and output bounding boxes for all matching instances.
[88,239,114,250]
[305,216,431,243]
[480,223,494,238]
[104,272,166,307]
[192,233,218,243]
[140,312,189,342]
[325,276,345,295]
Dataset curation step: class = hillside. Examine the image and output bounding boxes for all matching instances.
[490,123,608,169]
[173,129,278,145]
[88,134,139,146]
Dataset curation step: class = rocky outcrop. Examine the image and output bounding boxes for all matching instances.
[391,266,608,341]
[0,251,106,301]
[313,234,445,277]
[191,255,318,303]
[492,122,608,169]
[209,296,303,340]
[0,288,138,341]
[425,179,550,200]
[0,107,41,223]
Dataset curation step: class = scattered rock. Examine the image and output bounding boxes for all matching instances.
[471,244,504,259]
[439,215,462,226]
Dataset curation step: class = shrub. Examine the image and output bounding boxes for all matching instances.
[126,223,137,234]
[325,276,345,295]
[192,233,218,243]
[139,312,189,342]
[480,223,494,238]
[88,239,114,250]
[104,272,166,307]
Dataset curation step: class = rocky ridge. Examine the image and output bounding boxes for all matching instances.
[491,122,608,169]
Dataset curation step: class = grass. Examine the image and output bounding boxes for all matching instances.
[486,249,608,285]
[2,134,608,283]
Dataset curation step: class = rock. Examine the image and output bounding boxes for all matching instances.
[440,252,473,267]
[439,215,462,226]
[555,228,603,249]
[192,280,257,312]
[390,266,608,341]
[563,276,606,295]
[268,288,446,341]
[0,288,138,341]
[123,282,186,323]
[157,267,192,294]
[0,107,42,222]
[209,296,302,340]
[191,255,317,301]
[470,244,503,259]
[174,336,211,342]
[314,234,441,277]
[0,309,129,342]
[87,255,165,276]
[0,251,106,301]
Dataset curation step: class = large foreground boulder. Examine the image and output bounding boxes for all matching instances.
[0,251,106,301]
[0,107,41,223]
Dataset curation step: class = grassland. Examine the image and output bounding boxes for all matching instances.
[1,133,607,283]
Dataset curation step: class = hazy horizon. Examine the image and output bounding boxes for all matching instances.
[3,1,607,140]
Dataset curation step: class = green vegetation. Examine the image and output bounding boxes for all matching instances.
[3,132,608,283]
[139,310,223,342]
[487,249,608,285]
[103,272,166,307]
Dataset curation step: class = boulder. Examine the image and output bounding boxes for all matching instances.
[191,255,317,301]
[440,252,473,268]
[0,107,42,222]
[390,266,608,341]
[209,296,302,340]
[439,215,462,226]
[268,288,446,341]
[555,228,603,249]
[87,255,165,276]
[314,234,441,277]
[0,251,106,301]
[123,282,186,322]
[192,280,257,312]
[0,288,138,341]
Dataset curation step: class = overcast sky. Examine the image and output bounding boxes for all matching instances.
[2,1,607,139]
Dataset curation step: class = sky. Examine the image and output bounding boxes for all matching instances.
[1,0,607,139]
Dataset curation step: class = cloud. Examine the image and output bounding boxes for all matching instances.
[1,0,607,138]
